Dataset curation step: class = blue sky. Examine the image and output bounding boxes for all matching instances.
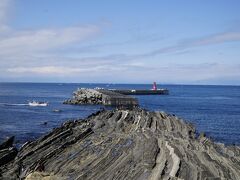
[0,0,240,84]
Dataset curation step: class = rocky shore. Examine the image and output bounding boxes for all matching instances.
[0,108,239,179]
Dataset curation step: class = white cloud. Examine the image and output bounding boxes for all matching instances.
[6,64,126,75]
[0,25,101,56]
[5,63,240,84]
[0,0,12,36]
[137,31,240,58]
[0,0,239,85]
[0,0,102,64]
[0,0,10,23]
[193,32,240,46]
[7,66,99,74]
[146,63,240,84]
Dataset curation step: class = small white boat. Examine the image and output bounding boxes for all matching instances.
[28,101,48,107]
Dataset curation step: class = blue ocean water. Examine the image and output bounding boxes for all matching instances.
[0,83,239,145]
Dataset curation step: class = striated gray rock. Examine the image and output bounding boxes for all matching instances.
[0,108,239,180]
[0,137,18,167]
[0,147,18,167]
[0,136,15,150]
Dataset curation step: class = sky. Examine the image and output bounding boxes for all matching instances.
[0,0,240,84]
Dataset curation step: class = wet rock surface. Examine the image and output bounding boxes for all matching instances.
[0,108,239,180]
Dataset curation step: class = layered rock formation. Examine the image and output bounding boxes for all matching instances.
[64,88,103,105]
[0,108,239,179]
[0,136,18,167]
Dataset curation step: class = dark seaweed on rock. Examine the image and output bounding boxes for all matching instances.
[0,108,239,180]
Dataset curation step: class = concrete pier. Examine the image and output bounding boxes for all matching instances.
[110,89,169,95]
[97,89,138,107]
[64,87,168,107]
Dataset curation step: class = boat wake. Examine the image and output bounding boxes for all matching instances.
[0,103,29,106]
[0,101,48,107]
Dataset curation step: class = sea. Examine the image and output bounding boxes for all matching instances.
[0,83,239,146]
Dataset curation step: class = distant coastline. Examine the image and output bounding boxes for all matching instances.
[1,81,240,86]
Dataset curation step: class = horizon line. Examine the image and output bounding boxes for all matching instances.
[0,81,239,87]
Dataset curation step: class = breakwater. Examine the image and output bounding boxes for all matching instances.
[97,89,138,106]
[64,88,138,107]
[63,88,103,105]
[111,89,169,95]
[1,108,239,179]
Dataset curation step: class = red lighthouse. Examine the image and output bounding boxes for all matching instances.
[153,82,157,90]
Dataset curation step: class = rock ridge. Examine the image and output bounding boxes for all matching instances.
[0,108,239,180]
